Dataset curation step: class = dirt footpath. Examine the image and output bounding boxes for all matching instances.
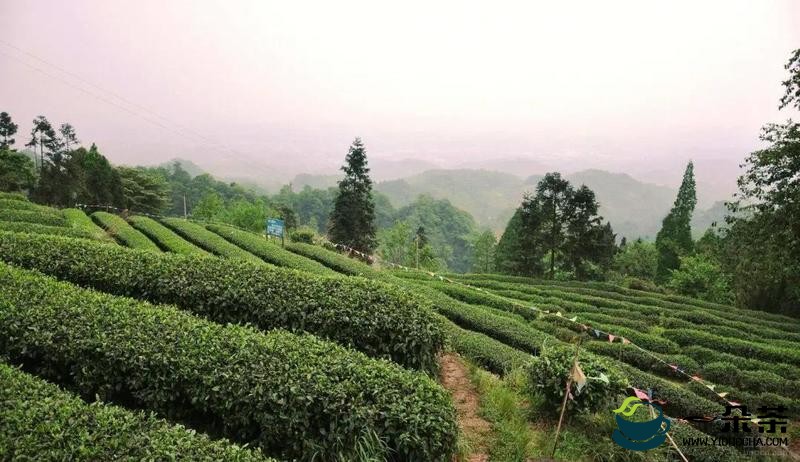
[440,353,491,462]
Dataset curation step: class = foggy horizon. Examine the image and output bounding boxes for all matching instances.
[2,0,799,193]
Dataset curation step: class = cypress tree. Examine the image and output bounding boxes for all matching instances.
[655,161,697,281]
[329,138,377,253]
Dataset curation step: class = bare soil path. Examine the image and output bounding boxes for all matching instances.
[440,353,491,462]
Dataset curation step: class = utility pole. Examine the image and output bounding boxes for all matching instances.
[415,234,420,269]
[183,194,187,219]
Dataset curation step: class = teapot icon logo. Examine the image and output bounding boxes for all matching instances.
[611,397,671,451]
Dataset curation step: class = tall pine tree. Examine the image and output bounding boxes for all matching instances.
[329,138,377,253]
[537,172,574,279]
[655,161,697,281]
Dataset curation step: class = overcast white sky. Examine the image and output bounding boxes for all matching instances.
[1,0,798,185]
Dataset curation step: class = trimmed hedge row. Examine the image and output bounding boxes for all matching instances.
[161,217,263,263]
[663,328,800,366]
[434,293,550,355]
[0,264,458,461]
[686,346,800,381]
[419,279,537,320]
[207,224,336,275]
[0,208,65,226]
[0,231,444,372]
[92,211,161,251]
[0,191,26,201]
[0,220,99,240]
[63,208,115,242]
[0,198,58,213]
[286,242,382,278]
[441,316,533,375]
[128,215,209,256]
[585,341,700,379]
[0,362,271,461]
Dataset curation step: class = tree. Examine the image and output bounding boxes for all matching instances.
[563,185,605,279]
[716,48,800,315]
[667,255,733,304]
[655,161,696,282]
[192,192,224,220]
[59,123,79,152]
[0,112,18,149]
[393,195,478,272]
[26,115,58,175]
[496,196,546,276]
[72,144,124,207]
[0,148,35,192]
[612,238,658,281]
[537,173,574,278]
[472,230,496,273]
[377,220,441,270]
[117,166,170,214]
[329,138,377,253]
[378,221,412,266]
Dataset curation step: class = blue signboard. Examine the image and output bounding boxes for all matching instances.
[266,218,285,238]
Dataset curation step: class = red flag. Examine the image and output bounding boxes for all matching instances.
[633,388,650,401]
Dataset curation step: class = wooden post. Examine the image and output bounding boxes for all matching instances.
[551,338,582,459]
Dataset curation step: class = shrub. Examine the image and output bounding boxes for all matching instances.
[160,217,263,263]
[0,264,458,461]
[441,316,532,375]
[684,345,800,381]
[614,363,723,418]
[585,342,699,379]
[128,215,209,256]
[0,362,271,461]
[424,280,537,320]
[663,328,800,366]
[286,242,382,278]
[63,208,115,242]
[0,191,27,201]
[207,224,336,275]
[91,211,160,251]
[436,296,551,355]
[289,226,316,244]
[0,208,65,226]
[0,198,58,213]
[0,231,444,372]
[526,344,627,415]
[0,220,100,240]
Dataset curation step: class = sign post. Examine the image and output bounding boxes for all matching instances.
[266,218,285,247]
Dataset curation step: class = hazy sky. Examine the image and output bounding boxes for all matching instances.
[1,0,798,186]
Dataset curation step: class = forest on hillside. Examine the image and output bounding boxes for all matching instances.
[1,49,799,316]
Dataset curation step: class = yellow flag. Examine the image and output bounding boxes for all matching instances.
[571,362,588,394]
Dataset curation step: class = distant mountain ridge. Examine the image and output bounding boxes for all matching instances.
[374,168,725,241]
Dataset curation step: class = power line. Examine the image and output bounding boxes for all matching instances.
[0,41,273,179]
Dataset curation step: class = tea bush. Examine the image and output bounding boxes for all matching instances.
[0,362,271,461]
[0,264,458,461]
[0,231,444,372]
[207,224,336,275]
[63,208,115,242]
[92,211,160,251]
[286,242,382,278]
[526,345,627,415]
[663,328,800,366]
[0,208,65,226]
[441,317,533,375]
[0,191,26,201]
[160,217,263,263]
[0,220,99,240]
[128,215,209,256]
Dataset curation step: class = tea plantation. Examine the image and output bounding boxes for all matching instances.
[0,196,797,461]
